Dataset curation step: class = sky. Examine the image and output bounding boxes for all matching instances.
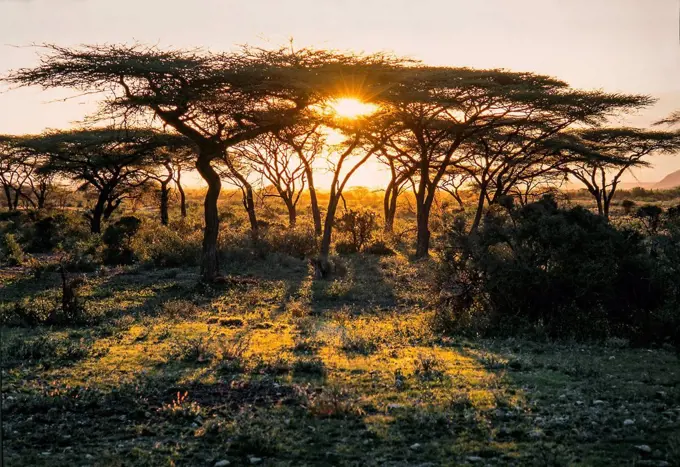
[0,0,679,187]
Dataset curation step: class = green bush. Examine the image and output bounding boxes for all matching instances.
[28,211,89,253]
[334,240,358,255]
[436,196,666,342]
[621,199,636,215]
[132,221,201,268]
[102,216,142,265]
[335,209,377,252]
[263,225,317,259]
[1,233,25,266]
[635,204,663,234]
[62,237,102,272]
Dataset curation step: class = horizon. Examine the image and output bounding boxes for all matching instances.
[1,0,680,187]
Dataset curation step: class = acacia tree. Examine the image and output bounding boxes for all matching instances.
[236,133,307,227]
[454,121,600,232]
[377,67,652,256]
[0,138,35,210]
[563,128,680,219]
[144,145,195,225]
[439,168,470,210]
[313,111,393,273]
[275,120,326,235]
[15,128,186,233]
[7,44,400,281]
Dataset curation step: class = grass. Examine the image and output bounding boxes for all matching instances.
[1,253,679,466]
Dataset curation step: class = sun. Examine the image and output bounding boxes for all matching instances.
[330,97,377,119]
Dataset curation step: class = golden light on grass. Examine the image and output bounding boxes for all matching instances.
[330,97,378,119]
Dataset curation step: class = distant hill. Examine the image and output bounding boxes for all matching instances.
[654,169,680,190]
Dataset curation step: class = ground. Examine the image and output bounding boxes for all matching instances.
[2,253,679,466]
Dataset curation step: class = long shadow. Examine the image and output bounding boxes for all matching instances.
[309,254,403,316]
[0,269,62,302]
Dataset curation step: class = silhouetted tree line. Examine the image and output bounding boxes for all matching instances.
[3,43,680,282]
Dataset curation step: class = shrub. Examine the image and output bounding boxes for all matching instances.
[29,212,89,253]
[334,240,358,255]
[161,300,203,320]
[335,209,377,251]
[436,196,665,341]
[1,233,25,266]
[133,221,201,268]
[634,205,663,234]
[103,216,142,265]
[264,225,317,259]
[413,352,446,381]
[292,357,326,377]
[621,199,636,215]
[300,384,364,418]
[61,237,102,272]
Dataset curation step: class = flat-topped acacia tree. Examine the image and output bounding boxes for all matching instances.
[15,128,192,233]
[562,128,680,219]
[7,44,402,281]
[376,67,653,256]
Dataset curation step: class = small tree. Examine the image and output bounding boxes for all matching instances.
[336,209,377,252]
[15,128,187,233]
[143,145,195,225]
[275,119,327,235]
[564,128,680,220]
[0,138,36,211]
[236,133,307,228]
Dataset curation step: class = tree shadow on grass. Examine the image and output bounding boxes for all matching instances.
[309,254,401,315]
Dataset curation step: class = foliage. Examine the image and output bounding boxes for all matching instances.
[635,204,663,234]
[29,211,89,253]
[621,199,636,215]
[132,220,201,268]
[262,225,318,259]
[1,232,25,265]
[102,216,142,265]
[335,209,377,252]
[437,196,667,342]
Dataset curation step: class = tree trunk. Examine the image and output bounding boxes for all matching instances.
[3,185,13,211]
[595,193,604,217]
[90,192,107,234]
[305,166,322,236]
[469,188,488,234]
[285,199,297,228]
[383,179,398,233]
[196,154,221,282]
[37,191,46,209]
[242,183,259,242]
[415,200,431,258]
[12,188,21,211]
[177,176,187,218]
[603,198,610,221]
[160,182,170,226]
[103,198,120,220]
[320,195,340,260]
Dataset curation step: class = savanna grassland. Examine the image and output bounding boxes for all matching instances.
[2,190,680,467]
[3,41,680,467]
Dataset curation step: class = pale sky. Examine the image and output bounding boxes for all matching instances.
[1,0,679,186]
